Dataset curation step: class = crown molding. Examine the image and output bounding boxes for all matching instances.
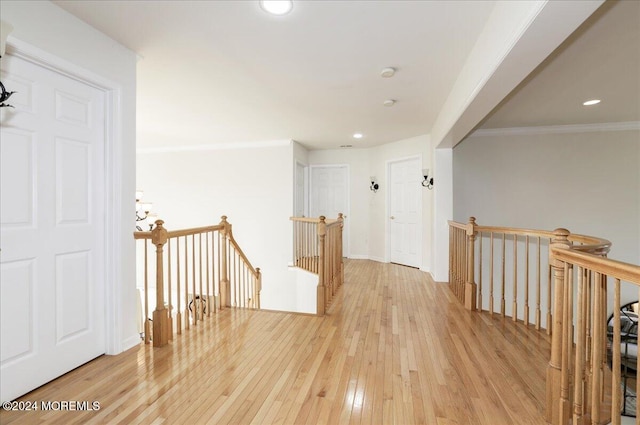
[137,139,292,154]
[469,121,640,138]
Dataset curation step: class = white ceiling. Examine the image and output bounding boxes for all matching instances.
[479,0,640,130]
[53,0,495,150]
[53,0,638,150]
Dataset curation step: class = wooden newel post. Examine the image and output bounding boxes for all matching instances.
[338,213,344,288]
[219,215,230,309]
[255,267,262,309]
[151,220,170,347]
[317,216,327,316]
[545,228,571,425]
[465,217,477,311]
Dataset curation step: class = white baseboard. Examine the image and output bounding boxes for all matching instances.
[120,334,142,352]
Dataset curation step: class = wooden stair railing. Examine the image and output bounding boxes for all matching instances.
[291,214,344,316]
[448,217,640,424]
[134,215,261,347]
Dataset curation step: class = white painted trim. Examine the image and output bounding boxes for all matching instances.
[137,139,292,153]
[294,159,308,217]
[8,38,127,355]
[347,254,369,260]
[469,121,640,138]
[385,155,423,269]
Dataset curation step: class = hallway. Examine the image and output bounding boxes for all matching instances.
[0,260,550,424]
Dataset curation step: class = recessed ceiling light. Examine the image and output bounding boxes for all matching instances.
[260,0,293,16]
[380,67,396,78]
[383,99,396,107]
[583,99,601,106]
[353,133,363,139]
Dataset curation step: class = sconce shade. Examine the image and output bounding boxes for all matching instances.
[0,21,13,58]
[370,176,379,193]
[422,169,434,189]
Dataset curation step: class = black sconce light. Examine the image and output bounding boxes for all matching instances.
[370,176,379,193]
[0,20,15,108]
[422,168,434,190]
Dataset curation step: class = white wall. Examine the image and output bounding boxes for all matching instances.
[453,127,640,308]
[453,128,639,263]
[1,1,138,352]
[309,134,434,271]
[137,142,301,311]
[432,148,453,282]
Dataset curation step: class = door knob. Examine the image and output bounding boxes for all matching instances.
[390,216,395,220]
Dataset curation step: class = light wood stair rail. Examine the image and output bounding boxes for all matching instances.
[290,214,344,316]
[448,217,640,424]
[134,215,261,347]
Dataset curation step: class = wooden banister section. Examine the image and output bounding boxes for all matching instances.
[448,217,639,424]
[291,214,344,316]
[134,215,261,347]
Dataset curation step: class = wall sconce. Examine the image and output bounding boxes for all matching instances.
[136,190,155,231]
[370,176,379,193]
[0,20,15,108]
[422,169,434,190]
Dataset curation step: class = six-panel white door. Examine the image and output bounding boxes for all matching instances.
[388,157,421,268]
[0,54,106,402]
[310,165,349,257]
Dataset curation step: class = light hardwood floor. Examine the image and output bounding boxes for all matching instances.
[0,260,550,424]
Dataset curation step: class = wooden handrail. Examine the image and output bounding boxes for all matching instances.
[291,214,344,316]
[290,216,340,225]
[448,220,612,248]
[135,224,224,240]
[134,215,261,347]
[550,247,640,282]
[448,217,638,424]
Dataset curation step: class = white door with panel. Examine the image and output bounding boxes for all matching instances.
[388,157,421,268]
[309,165,348,256]
[0,54,106,402]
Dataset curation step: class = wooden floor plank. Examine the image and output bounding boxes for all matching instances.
[0,260,550,424]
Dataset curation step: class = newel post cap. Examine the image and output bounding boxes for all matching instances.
[549,228,572,267]
[317,215,327,236]
[151,220,168,245]
[551,228,571,245]
[467,216,477,237]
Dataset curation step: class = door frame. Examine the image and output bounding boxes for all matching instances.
[309,163,350,258]
[7,38,127,354]
[294,159,308,218]
[385,155,423,268]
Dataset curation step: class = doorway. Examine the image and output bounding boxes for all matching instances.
[1,50,108,402]
[309,165,349,257]
[387,157,422,268]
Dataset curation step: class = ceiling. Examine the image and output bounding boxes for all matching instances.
[53,0,638,150]
[479,0,640,130]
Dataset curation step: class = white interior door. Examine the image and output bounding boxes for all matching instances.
[310,165,349,257]
[1,54,106,402]
[388,157,421,268]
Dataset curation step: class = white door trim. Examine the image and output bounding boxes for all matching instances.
[309,163,350,257]
[294,159,308,217]
[7,39,127,354]
[385,155,423,268]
